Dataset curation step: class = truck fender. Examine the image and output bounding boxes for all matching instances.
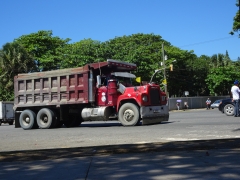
[117,97,140,112]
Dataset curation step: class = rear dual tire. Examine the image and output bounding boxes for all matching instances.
[19,108,58,130]
[37,108,55,129]
[19,109,38,130]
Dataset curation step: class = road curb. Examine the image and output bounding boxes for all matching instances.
[170,108,207,112]
[1,138,240,162]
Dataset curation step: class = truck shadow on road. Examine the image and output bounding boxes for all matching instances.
[35,121,171,129]
[63,121,173,128]
[79,122,122,128]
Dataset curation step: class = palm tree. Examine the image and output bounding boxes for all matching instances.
[0,42,36,99]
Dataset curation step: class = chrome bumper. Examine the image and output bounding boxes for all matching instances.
[140,105,169,125]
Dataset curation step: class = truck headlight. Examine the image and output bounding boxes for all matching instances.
[142,95,148,102]
[162,96,166,101]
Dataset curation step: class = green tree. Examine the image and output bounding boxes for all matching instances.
[206,66,240,95]
[14,30,70,71]
[102,33,170,81]
[234,57,240,67]
[61,39,103,68]
[166,48,204,97]
[189,55,211,96]
[0,42,35,100]
[230,0,240,36]
[4,31,237,98]
[101,33,201,97]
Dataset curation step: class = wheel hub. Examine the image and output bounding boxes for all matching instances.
[25,117,30,123]
[123,109,135,122]
[43,116,48,123]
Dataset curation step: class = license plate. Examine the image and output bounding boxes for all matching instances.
[153,109,161,113]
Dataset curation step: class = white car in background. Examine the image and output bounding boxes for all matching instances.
[210,100,222,109]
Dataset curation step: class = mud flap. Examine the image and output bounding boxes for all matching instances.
[14,112,21,128]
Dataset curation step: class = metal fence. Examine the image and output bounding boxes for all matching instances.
[168,96,230,111]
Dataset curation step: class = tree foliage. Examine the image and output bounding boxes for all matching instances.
[0,31,239,100]
[230,0,240,36]
[14,30,70,71]
[102,33,171,81]
[206,66,240,95]
[61,39,103,68]
[0,42,35,100]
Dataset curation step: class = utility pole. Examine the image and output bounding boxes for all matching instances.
[162,43,168,97]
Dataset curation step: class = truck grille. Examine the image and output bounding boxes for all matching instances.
[150,88,160,105]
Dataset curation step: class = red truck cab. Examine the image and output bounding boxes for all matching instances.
[82,59,169,126]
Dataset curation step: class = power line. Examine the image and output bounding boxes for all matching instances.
[179,35,238,48]
[177,35,239,60]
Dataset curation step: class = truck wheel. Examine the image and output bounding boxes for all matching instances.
[19,110,37,130]
[37,108,55,129]
[9,121,14,125]
[224,104,234,116]
[118,103,140,126]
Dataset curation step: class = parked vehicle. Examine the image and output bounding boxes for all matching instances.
[210,100,222,109]
[218,98,235,116]
[14,59,169,130]
[0,101,14,126]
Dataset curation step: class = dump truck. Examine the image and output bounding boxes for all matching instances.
[14,59,169,130]
[0,101,15,126]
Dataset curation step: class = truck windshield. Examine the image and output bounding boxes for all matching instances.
[111,72,138,87]
[117,77,133,87]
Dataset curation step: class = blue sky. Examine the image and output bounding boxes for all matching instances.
[1,0,239,60]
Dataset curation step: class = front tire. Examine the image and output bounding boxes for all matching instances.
[224,104,234,116]
[19,109,37,130]
[118,103,140,126]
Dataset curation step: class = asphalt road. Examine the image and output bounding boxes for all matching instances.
[1,109,240,179]
[0,108,240,152]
